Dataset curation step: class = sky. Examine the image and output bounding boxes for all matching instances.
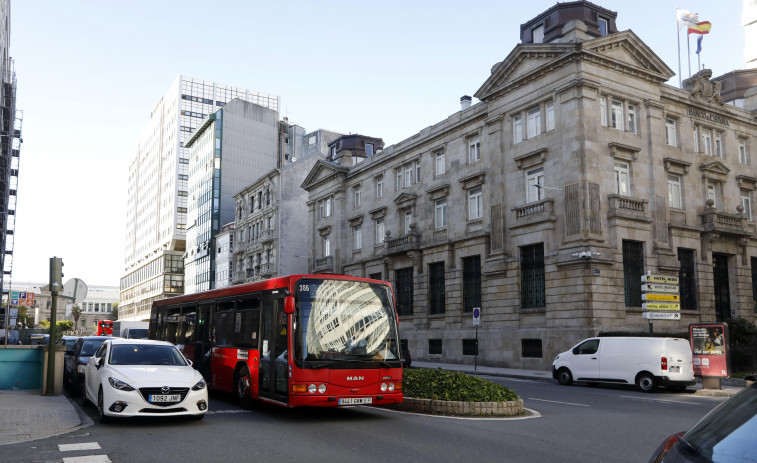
[7,0,748,288]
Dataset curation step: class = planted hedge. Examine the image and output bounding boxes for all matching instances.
[403,368,518,402]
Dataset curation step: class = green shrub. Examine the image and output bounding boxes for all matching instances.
[403,368,518,402]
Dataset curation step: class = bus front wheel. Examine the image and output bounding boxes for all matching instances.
[235,365,253,409]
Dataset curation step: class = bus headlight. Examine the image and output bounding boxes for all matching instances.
[388,382,395,392]
[381,383,388,392]
[308,384,317,393]
[318,384,327,394]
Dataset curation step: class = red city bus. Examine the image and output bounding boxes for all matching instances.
[94,320,114,336]
[150,274,404,408]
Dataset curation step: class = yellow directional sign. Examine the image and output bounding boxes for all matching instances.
[641,275,679,284]
[642,284,679,293]
[642,302,680,311]
[642,294,680,302]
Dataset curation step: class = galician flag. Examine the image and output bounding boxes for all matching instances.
[677,9,699,30]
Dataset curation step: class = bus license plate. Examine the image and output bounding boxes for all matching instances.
[149,394,180,403]
[338,397,372,405]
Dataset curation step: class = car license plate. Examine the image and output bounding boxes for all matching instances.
[149,394,180,403]
[338,397,372,405]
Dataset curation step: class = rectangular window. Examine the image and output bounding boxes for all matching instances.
[521,243,545,309]
[376,177,384,198]
[627,104,636,134]
[365,143,374,156]
[462,255,481,313]
[526,167,544,203]
[375,218,385,244]
[622,240,644,307]
[462,339,478,356]
[614,161,630,196]
[741,190,753,221]
[527,107,541,139]
[693,126,700,153]
[513,115,523,143]
[428,339,442,355]
[532,25,544,43]
[702,129,713,155]
[395,267,414,316]
[396,168,403,190]
[611,100,624,130]
[404,210,413,234]
[546,101,555,131]
[428,262,446,315]
[322,234,330,257]
[739,140,748,164]
[468,187,483,220]
[521,339,543,358]
[668,175,682,209]
[714,133,723,158]
[353,186,361,207]
[415,160,420,182]
[666,119,677,147]
[308,135,316,146]
[752,257,757,313]
[435,151,445,176]
[707,183,717,208]
[679,249,697,310]
[600,97,607,127]
[353,226,362,250]
[404,164,413,188]
[468,137,481,163]
[599,17,608,36]
[435,199,448,229]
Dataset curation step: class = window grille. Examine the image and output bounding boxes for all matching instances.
[462,256,481,313]
[428,339,442,355]
[622,240,644,307]
[521,339,543,358]
[395,267,414,316]
[428,262,445,315]
[679,249,697,310]
[521,244,545,309]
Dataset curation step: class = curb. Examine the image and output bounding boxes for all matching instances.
[386,397,525,417]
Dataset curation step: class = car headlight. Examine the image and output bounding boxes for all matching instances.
[554,354,560,360]
[108,377,135,391]
[192,379,206,391]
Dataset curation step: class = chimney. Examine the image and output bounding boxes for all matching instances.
[460,95,472,110]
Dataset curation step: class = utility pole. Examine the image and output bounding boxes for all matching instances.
[45,257,63,395]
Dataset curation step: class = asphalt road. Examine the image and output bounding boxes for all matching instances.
[0,378,727,463]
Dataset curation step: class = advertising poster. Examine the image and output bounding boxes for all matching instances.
[689,323,729,378]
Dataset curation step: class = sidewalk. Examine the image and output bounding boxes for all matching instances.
[0,389,91,446]
[411,360,745,397]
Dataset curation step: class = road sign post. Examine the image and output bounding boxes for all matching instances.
[641,272,680,335]
[473,308,481,371]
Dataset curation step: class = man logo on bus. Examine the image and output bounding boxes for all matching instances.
[346,376,365,381]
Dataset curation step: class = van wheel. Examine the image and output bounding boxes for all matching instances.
[557,368,573,386]
[636,372,657,393]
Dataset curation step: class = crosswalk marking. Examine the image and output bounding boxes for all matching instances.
[59,442,102,452]
[62,456,111,463]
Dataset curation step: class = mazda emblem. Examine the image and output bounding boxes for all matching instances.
[161,386,170,394]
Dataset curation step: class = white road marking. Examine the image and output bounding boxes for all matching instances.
[620,395,700,405]
[59,443,101,452]
[205,409,253,414]
[62,456,111,463]
[527,398,590,407]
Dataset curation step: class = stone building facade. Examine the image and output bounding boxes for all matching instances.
[301,1,757,369]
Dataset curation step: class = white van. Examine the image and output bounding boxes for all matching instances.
[552,337,695,392]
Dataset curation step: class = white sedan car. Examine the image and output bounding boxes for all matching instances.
[83,338,208,422]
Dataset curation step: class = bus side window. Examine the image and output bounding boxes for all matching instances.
[214,300,235,346]
[235,296,260,348]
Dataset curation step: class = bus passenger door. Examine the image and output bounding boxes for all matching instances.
[259,297,289,403]
[194,303,212,380]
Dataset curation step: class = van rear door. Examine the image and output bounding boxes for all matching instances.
[664,339,695,380]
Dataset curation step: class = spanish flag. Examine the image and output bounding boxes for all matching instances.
[688,21,711,34]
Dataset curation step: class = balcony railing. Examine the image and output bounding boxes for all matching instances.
[313,256,333,273]
[260,228,274,243]
[386,233,420,255]
[511,199,555,228]
[259,262,275,276]
[700,206,751,237]
[607,194,651,222]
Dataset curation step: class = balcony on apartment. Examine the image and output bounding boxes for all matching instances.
[699,200,753,237]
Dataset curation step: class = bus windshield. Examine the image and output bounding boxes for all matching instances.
[295,278,400,365]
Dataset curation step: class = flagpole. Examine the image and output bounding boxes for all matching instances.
[687,32,691,77]
[676,8,682,88]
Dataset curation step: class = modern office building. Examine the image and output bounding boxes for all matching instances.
[232,127,342,284]
[120,76,278,320]
[302,1,757,369]
[183,99,280,294]
[0,0,23,328]
[214,222,234,289]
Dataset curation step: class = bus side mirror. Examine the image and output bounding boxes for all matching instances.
[284,296,295,314]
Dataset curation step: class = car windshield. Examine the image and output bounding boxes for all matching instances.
[109,344,187,366]
[80,339,106,356]
[681,384,757,462]
[294,278,401,364]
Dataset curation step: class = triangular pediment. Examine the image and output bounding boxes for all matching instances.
[393,192,417,208]
[699,159,731,176]
[301,160,348,191]
[475,30,674,102]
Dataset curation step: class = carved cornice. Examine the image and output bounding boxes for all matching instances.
[514,148,548,170]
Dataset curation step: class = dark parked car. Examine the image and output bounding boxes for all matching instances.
[401,339,412,368]
[648,378,757,463]
[57,335,79,351]
[63,336,113,394]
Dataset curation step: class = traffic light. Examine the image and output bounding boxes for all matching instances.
[49,257,64,290]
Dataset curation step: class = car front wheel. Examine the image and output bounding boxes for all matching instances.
[97,388,110,423]
[557,367,573,386]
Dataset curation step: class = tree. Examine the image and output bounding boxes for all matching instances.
[71,305,82,331]
[39,319,50,330]
[111,303,119,320]
[56,320,74,333]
